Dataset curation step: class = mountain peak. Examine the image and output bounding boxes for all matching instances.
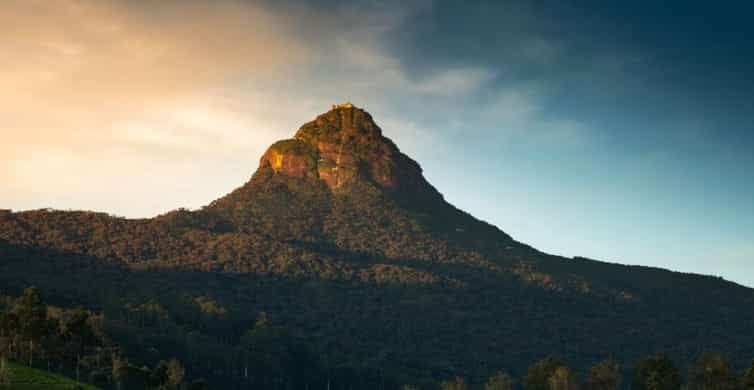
[257,104,429,193]
[295,102,382,145]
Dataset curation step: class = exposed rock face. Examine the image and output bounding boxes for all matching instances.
[259,139,319,180]
[258,104,429,194]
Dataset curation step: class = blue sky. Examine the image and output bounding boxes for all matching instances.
[1,0,752,285]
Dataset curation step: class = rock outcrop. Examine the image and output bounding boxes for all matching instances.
[258,103,428,194]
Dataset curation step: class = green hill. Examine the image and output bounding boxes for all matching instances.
[3,362,99,390]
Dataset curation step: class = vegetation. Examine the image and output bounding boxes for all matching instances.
[485,371,513,390]
[268,139,318,157]
[633,353,682,390]
[526,357,568,390]
[742,361,754,390]
[441,376,469,390]
[1,361,99,389]
[687,353,739,390]
[585,359,621,390]
[0,289,208,389]
[2,285,754,389]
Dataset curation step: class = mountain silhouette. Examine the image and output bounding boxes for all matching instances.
[1,104,752,386]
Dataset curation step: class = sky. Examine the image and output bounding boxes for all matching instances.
[1,0,753,286]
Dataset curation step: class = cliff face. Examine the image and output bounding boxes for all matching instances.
[260,139,319,180]
[258,104,427,193]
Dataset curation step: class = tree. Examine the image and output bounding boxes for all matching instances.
[0,356,9,388]
[111,353,128,390]
[441,376,469,390]
[586,359,621,390]
[12,287,48,366]
[148,358,186,390]
[59,308,95,381]
[633,353,682,390]
[148,361,169,389]
[165,358,185,389]
[688,353,738,390]
[486,370,513,390]
[743,360,754,390]
[549,366,578,390]
[240,312,292,388]
[526,356,566,390]
[401,386,420,390]
[0,312,15,338]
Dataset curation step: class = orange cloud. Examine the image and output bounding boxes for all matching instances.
[1,0,310,134]
[0,0,322,215]
[0,0,495,217]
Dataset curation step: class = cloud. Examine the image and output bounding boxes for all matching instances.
[0,0,320,215]
[475,85,590,147]
[326,9,497,97]
[0,0,587,217]
[0,0,314,152]
[413,67,498,96]
[513,37,567,65]
[0,0,490,217]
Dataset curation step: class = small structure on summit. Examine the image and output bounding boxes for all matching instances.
[332,102,355,109]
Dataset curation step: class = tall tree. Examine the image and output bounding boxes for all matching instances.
[549,366,578,390]
[687,353,738,390]
[0,356,9,388]
[526,356,566,390]
[486,370,514,390]
[586,359,621,390]
[111,352,127,390]
[60,308,95,381]
[148,360,170,390]
[633,353,682,390]
[12,287,48,366]
[165,358,185,390]
[240,312,293,389]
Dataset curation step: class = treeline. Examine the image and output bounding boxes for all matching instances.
[0,287,106,379]
[0,287,209,389]
[423,354,754,390]
[2,287,754,390]
[0,285,430,389]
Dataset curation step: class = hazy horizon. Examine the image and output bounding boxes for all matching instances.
[2,0,752,287]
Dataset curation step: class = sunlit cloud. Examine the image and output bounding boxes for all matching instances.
[0,0,310,149]
[0,0,488,217]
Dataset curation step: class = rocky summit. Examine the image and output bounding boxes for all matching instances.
[258,103,432,195]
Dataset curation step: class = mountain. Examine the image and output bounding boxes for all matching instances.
[1,103,753,388]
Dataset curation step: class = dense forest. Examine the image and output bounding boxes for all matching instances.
[2,287,754,390]
[1,106,753,388]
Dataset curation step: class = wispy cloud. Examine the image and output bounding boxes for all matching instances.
[413,67,499,96]
[0,0,312,155]
[0,0,496,216]
[474,85,591,147]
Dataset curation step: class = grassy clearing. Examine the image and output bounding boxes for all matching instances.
[2,361,99,390]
